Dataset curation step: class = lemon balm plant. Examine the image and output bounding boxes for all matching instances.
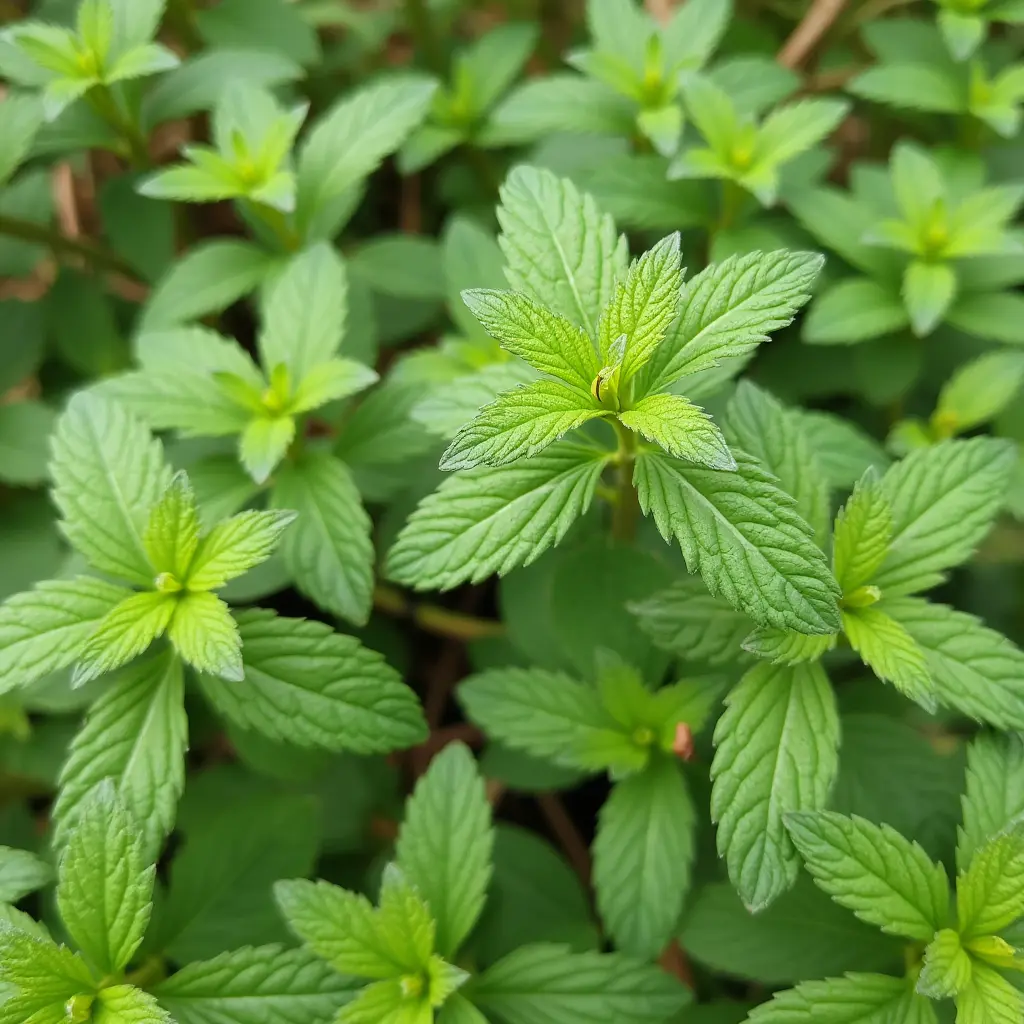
[1,0,1024,1023]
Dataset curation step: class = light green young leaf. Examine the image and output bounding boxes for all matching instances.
[167,591,242,681]
[842,605,935,711]
[0,847,52,904]
[956,820,1024,939]
[934,350,1024,436]
[467,943,690,1024]
[711,661,839,911]
[784,811,949,941]
[396,742,493,959]
[875,438,1016,594]
[593,758,695,959]
[74,591,176,686]
[497,165,628,337]
[440,380,603,472]
[92,984,171,1024]
[619,393,736,471]
[186,509,295,592]
[51,393,171,586]
[153,944,359,1024]
[459,289,600,395]
[637,250,823,394]
[748,973,929,1024]
[833,469,891,594]
[295,77,436,237]
[0,577,131,693]
[887,597,1024,731]
[144,473,201,582]
[202,608,426,753]
[742,628,836,666]
[597,233,682,380]
[57,782,154,975]
[436,994,488,1024]
[105,42,179,85]
[259,243,346,382]
[240,415,295,485]
[290,358,377,414]
[272,453,373,624]
[956,962,1024,1024]
[386,442,610,591]
[634,449,841,634]
[903,260,957,336]
[755,98,850,169]
[917,928,971,999]
[53,650,186,862]
[458,667,643,774]
[337,978,426,1024]
[722,381,828,542]
[958,733,1024,873]
[0,926,95,1009]
[629,577,752,667]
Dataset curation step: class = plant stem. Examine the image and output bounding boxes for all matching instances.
[248,201,302,253]
[373,584,505,641]
[716,178,745,234]
[611,420,640,543]
[0,213,136,277]
[124,956,167,989]
[404,0,446,75]
[87,86,150,169]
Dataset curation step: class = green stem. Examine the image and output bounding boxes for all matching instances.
[716,177,745,234]
[611,420,640,543]
[465,144,501,195]
[87,85,150,169]
[246,201,301,253]
[405,0,446,75]
[124,956,167,990]
[0,213,137,276]
[373,584,505,641]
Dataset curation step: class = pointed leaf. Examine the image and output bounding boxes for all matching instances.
[620,393,735,471]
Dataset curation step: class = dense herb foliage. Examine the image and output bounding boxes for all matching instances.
[1,1,1023,1022]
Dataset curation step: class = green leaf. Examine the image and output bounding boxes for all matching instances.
[167,591,242,681]
[637,250,822,393]
[272,453,373,625]
[804,277,909,346]
[842,605,935,711]
[0,926,95,1010]
[458,667,642,774]
[833,469,891,594]
[157,792,320,963]
[629,578,752,667]
[396,743,493,959]
[634,449,841,634]
[722,381,828,542]
[0,577,130,692]
[593,758,695,959]
[437,994,488,1024]
[291,359,377,414]
[903,260,957,336]
[259,243,346,383]
[935,350,1024,436]
[459,290,599,395]
[957,962,1024,1024]
[875,438,1017,595]
[57,781,154,975]
[887,597,1024,730]
[53,650,186,862]
[201,608,426,754]
[597,233,682,380]
[440,380,603,472]
[620,393,736,471]
[92,984,171,1024]
[754,98,849,170]
[386,443,610,591]
[784,811,949,941]
[711,661,839,911]
[748,973,927,1024]
[0,94,44,188]
[154,947,357,1024]
[742,628,835,666]
[0,847,52,904]
[74,591,176,686]
[497,165,628,337]
[800,411,890,491]
[350,235,444,300]
[917,929,971,999]
[957,820,1024,939]
[144,473,201,582]
[186,509,295,592]
[240,416,295,486]
[141,240,274,331]
[51,393,171,587]
[680,879,901,986]
[295,77,436,238]
[959,733,1024,873]
[468,944,689,1024]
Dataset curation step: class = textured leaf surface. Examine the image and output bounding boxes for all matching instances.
[51,393,171,585]
[956,820,1024,939]
[833,470,891,594]
[635,450,841,634]
[593,759,695,959]
[711,662,839,911]
[957,963,1024,1024]
[0,847,52,904]
[75,591,176,685]
[167,591,242,681]
[186,509,295,591]
[387,443,609,591]
[620,393,735,471]
[747,973,924,1024]
[203,609,425,753]
[396,743,493,958]
[959,733,1024,873]
[785,811,949,941]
